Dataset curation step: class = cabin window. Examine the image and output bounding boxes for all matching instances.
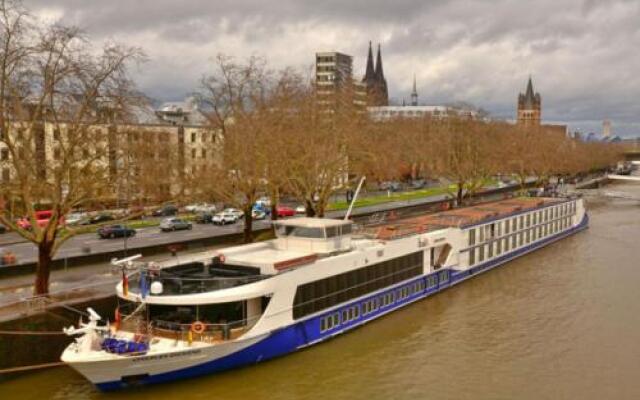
[496,223,502,237]
[503,238,509,252]
[479,227,485,242]
[496,239,502,255]
[512,235,517,248]
[439,270,449,282]
[277,225,325,239]
[469,248,475,265]
[479,245,485,262]
[490,223,495,238]
[505,220,510,234]
[292,252,423,319]
[469,229,476,246]
[526,229,531,243]
[512,218,517,231]
[342,224,353,235]
[526,214,531,227]
[488,242,494,258]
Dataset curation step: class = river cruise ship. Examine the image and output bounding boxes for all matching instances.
[61,196,588,390]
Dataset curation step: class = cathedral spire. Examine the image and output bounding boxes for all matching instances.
[363,41,375,82]
[374,44,385,81]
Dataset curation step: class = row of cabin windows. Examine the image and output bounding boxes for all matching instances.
[468,201,576,246]
[292,252,424,320]
[469,217,573,266]
[320,278,435,333]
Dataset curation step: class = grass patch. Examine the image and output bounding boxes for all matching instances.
[328,185,457,211]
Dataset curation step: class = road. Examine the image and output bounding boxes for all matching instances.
[0,219,274,267]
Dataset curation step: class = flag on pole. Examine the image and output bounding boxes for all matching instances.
[114,307,121,331]
[122,269,129,297]
[140,269,148,299]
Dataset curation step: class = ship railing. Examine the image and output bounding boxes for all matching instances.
[126,271,269,296]
[118,312,261,343]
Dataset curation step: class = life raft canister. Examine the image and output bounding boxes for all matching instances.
[191,321,206,334]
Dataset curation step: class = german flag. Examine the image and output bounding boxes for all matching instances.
[122,270,129,297]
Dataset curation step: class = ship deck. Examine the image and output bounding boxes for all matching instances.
[361,197,567,240]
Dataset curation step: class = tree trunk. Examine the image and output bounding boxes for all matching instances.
[243,207,254,243]
[270,202,278,221]
[456,184,464,207]
[34,240,54,295]
[305,199,316,217]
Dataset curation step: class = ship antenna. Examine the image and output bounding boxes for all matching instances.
[344,176,366,220]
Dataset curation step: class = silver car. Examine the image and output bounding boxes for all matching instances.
[160,218,192,232]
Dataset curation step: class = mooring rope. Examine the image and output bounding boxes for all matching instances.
[0,330,65,335]
[0,361,65,374]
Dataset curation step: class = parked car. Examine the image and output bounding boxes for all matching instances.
[252,210,267,220]
[65,212,87,226]
[295,205,306,214]
[81,213,114,225]
[152,204,178,217]
[255,197,271,208]
[16,210,59,230]
[195,213,214,224]
[276,206,295,218]
[97,225,136,239]
[184,203,217,214]
[160,218,192,232]
[222,208,244,219]
[0,223,6,234]
[380,181,402,192]
[212,212,239,225]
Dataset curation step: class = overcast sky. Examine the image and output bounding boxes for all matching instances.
[28,0,640,136]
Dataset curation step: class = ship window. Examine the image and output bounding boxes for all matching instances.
[488,243,493,258]
[439,270,449,282]
[479,227,484,242]
[291,252,424,319]
[512,218,517,231]
[469,229,476,246]
[479,246,485,262]
[504,238,509,251]
[526,229,531,243]
[505,220,510,234]
[512,235,517,248]
[277,225,325,239]
[526,214,531,227]
[496,239,502,254]
[342,309,348,322]
[469,248,475,265]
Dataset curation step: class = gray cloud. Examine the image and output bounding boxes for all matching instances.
[26,0,640,135]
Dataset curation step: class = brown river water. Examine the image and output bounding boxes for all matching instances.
[1,182,640,400]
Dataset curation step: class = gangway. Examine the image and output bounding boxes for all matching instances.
[607,174,640,182]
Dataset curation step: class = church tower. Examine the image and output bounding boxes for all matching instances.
[410,74,418,106]
[517,76,541,126]
[362,42,389,106]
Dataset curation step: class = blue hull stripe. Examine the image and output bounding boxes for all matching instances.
[97,214,589,391]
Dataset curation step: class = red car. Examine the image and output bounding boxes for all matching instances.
[16,210,63,230]
[276,206,295,218]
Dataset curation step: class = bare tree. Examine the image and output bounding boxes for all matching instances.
[0,3,144,295]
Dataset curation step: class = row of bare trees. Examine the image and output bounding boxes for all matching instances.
[0,0,624,295]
